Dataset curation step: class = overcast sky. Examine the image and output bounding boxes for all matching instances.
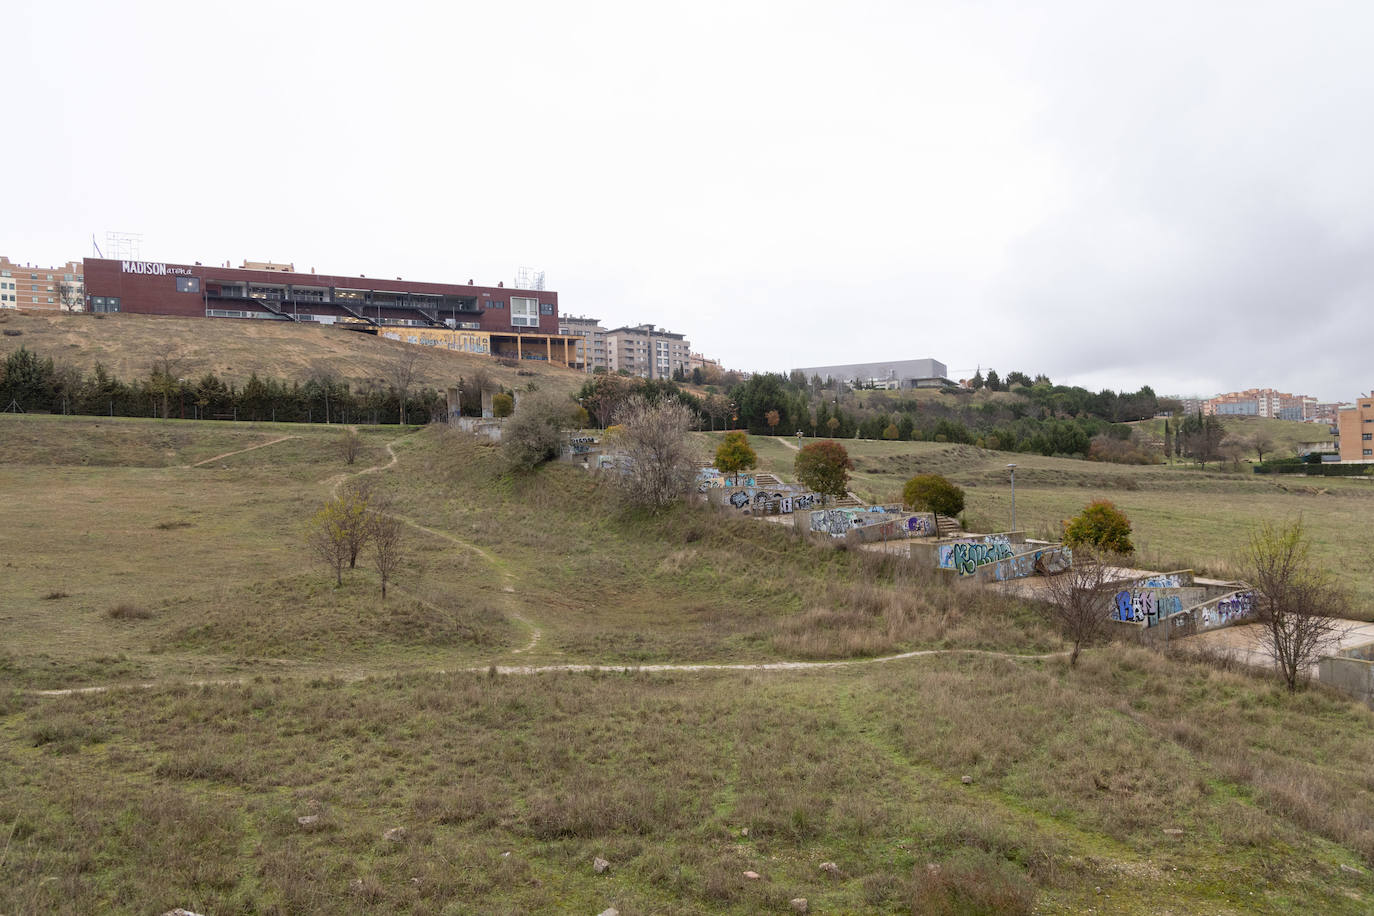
[7,1,1372,401]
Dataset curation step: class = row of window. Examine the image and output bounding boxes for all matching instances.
[90,297,121,313]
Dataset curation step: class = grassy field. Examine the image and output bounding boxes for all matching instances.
[5,416,1374,912]
[734,434,1374,614]
[1131,415,1335,460]
[0,308,587,397]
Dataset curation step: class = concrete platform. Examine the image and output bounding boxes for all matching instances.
[1177,620,1374,675]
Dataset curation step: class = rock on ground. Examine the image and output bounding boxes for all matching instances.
[594,856,610,874]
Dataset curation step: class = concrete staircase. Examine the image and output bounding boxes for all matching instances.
[832,492,866,508]
[934,514,962,537]
[754,472,785,489]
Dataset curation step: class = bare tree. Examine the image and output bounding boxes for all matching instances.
[1245,518,1350,692]
[615,395,701,512]
[1218,435,1248,471]
[368,504,405,599]
[387,347,420,425]
[1249,430,1275,464]
[338,427,364,465]
[338,478,375,569]
[1037,547,1120,667]
[148,347,189,420]
[501,391,581,471]
[56,279,83,313]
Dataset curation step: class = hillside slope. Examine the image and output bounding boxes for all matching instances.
[0,309,586,397]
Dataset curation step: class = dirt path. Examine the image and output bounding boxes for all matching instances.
[30,647,1064,697]
[27,429,1065,697]
[326,432,400,498]
[189,435,298,467]
[324,431,539,653]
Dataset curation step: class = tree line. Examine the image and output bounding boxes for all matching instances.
[0,346,443,425]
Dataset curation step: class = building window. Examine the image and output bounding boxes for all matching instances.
[1365,433,1373,441]
[540,302,553,315]
[511,297,539,327]
[176,277,202,293]
[1366,449,1373,456]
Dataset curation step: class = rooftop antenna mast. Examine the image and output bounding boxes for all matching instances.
[515,266,546,290]
[105,231,143,261]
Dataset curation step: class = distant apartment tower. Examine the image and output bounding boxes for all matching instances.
[688,352,722,374]
[1311,401,1351,425]
[1337,391,1374,462]
[1203,388,1315,420]
[605,324,691,379]
[0,256,84,311]
[1173,396,1205,415]
[559,315,607,372]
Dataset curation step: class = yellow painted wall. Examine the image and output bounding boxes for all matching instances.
[381,328,491,355]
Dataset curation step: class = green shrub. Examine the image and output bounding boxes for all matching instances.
[903,473,965,517]
[1062,499,1133,554]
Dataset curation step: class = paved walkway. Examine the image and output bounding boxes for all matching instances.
[1178,620,1374,674]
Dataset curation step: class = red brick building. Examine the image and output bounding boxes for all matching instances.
[82,257,560,335]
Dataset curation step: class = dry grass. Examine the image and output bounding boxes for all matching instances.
[0,308,586,396]
[4,413,1374,912]
[5,659,1374,912]
[106,603,152,621]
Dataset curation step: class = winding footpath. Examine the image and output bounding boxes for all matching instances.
[27,431,1065,698]
[189,434,300,467]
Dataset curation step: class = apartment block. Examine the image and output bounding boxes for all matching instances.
[1337,392,1374,462]
[559,315,608,372]
[605,324,691,380]
[1203,388,1315,420]
[0,256,84,311]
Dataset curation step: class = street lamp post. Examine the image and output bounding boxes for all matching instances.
[796,429,803,451]
[1007,463,1017,532]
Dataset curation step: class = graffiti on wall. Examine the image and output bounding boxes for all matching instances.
[810,509,861,537]
[905,515,933,536]
[937,536,1015,576]
[1200,591,1254,630]
[983,546,1072,582]
[1137,574,1182,588]
[1114,590,1186,627]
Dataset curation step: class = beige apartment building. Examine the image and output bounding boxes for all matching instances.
[1203,388,1315,420]
[559,315,607,372]
[0,256,84,311]
[1337,392,1374,462]
[605,324,691,380]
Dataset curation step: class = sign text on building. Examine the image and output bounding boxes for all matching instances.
[121,261,195,277]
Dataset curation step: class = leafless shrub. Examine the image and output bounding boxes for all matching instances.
[1035,547,1119,666]
[42,590,69,600]
[107,603,152,620]
[368,503,405,599]
[1245,517,1351,691]
[904,850,1035,915]
[501,391,580,471]
[614,395,700,512]
[338,427,363,465]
